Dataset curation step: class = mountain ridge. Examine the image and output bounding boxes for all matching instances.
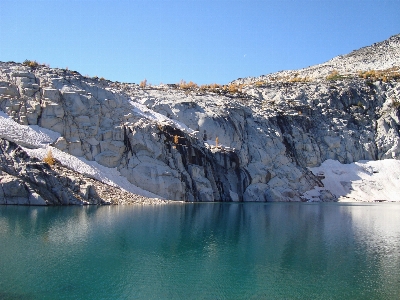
[234,33,400,84]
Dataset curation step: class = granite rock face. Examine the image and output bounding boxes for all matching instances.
[1,34,400,202]
[0,138,83,205]
[0,138,166,205]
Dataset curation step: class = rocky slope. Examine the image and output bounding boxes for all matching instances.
[0,138,168,205]
[234,34,400,84]
[1,34,399,204]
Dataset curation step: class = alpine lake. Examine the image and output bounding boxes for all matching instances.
[1,202,400,299]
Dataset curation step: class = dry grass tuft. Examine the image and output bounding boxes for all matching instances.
[140,79,147,88]
[43,149,55,166]
[358,67,400,82]
[326,70,343,81]
[179,80,198,90]
[22,60,39,68]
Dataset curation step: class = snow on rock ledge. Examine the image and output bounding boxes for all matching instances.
[306,159,400,202]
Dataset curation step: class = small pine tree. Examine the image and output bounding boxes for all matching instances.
[43,149,55,166]
[140,79,147,88]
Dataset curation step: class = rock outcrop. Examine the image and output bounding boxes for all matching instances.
[1,34,399,203]
[0,138,167,205]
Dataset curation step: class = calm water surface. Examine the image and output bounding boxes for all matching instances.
[0,203,400,299]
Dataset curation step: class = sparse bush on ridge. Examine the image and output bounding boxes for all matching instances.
[22,60,39,68]
[207,83,221,92]
[226,83,242,94]
[288,76,310,83]
[140,79,147,88]
[23,60,51,69]
[253,75,311,85]
[358,67,400,82]
[326,70,343,81]
[43,149,55,166]
[172,81,246,95]
[255,80,266,86]
[179,80,198,90]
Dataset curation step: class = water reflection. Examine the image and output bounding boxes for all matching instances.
[0,203,400,299]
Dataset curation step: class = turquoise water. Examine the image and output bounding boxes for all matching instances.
[1,203,400,299]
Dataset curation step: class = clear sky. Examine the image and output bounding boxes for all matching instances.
[0,0,399,85]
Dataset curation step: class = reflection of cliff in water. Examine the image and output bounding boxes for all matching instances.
[1,204,400,298]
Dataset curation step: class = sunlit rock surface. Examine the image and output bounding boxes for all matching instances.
[1,34,400,203]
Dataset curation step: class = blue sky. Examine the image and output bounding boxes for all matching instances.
[1,0,399,85]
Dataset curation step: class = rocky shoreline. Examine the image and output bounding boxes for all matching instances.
[0,138,171,205]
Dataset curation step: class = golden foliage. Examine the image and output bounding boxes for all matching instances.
[255,80,266,86]
[226,83,242,94]
[358,67,400,82]
[179,80,198,90]
[43,149,55,166]
[173,135,179,144]
[209,83,221,91]
[23,60,39,68]
[139,79,147,88]
[288,76,310,83]
[199,83,221,93]
[326,70,343,81]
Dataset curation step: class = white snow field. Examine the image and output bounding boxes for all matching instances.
[305,159,400,202]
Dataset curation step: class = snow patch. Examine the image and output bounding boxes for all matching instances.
[0,111,60,148]
[129,100,195,134]
[305,159,400,202]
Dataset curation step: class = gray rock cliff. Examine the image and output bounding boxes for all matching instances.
[1,34,399,203]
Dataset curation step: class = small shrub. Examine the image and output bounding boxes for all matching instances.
[289,76,310,83]
[179,80,198,90]
[139,79,147,88]
[199,83,221,93]
[199,84,208,91]
[358,68,400,82]
[43,149,55,166]
[326,70,343,81]
[23,59,39,68]
[227,83,242,94]
[208,83,221,92]
[255,80,266,86]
